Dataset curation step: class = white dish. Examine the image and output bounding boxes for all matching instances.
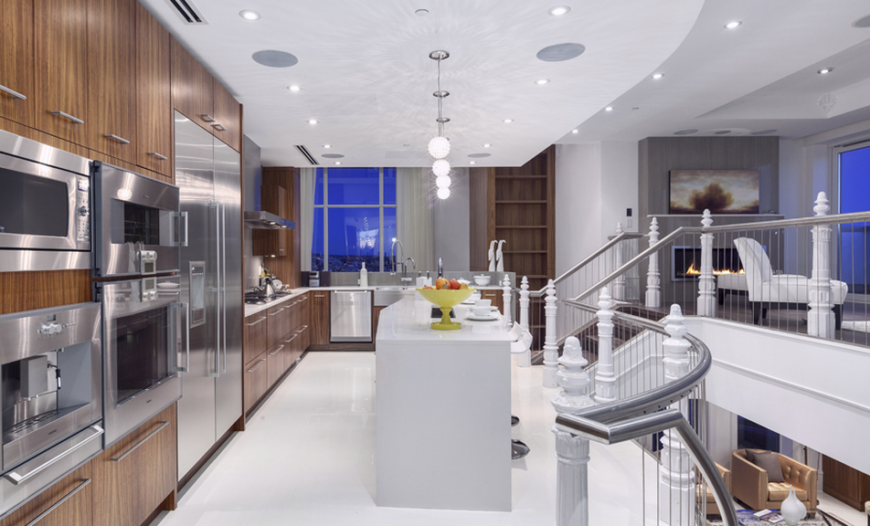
[473,275,491,286]
[466,314,499,322]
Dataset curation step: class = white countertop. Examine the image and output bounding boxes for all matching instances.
[375,296,514,343]
[244,285,509,318]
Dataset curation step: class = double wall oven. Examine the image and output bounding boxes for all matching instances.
[0,129,91,272]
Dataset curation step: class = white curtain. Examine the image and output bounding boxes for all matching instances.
[299,168,316,271]
[396,168,436,273]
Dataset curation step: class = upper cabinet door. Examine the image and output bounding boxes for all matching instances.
[0,0,35,126]
[212,80,241,152]
[135,2,172,179]
[33,0,89,144]
[171,37,214,134]
[87,0,136,163]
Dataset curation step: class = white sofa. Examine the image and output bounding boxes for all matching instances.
[732,238,848,328]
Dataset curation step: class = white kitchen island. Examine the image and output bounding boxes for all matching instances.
[376,296,513,512]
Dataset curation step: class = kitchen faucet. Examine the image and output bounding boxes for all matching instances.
[438,257,443,278]
[390,238,405,276]
[401,258,416,284]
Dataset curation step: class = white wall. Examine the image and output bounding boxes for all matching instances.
[433,168,470,271]
[600,141,640,240]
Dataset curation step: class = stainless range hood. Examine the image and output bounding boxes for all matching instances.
[244,210,296,229]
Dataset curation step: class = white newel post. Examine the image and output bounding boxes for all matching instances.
[613,222,626,301]
[645,217,662,308]
[696,210,717,317]
[518,276,531,367]
[551,337,594,526]
[808,192,835,338]
[594,287,616,403]
[543,279,559,389]
[659,305,696,526]
[502,274,512,323]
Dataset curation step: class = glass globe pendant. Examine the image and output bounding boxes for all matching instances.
[428,136,450,159]
[436,175,451,189]
[437,187,451,200]
[432,159,450,177]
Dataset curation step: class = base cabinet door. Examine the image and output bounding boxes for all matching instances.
[94,404,177,526]
[0,463,93,526]
[310,292,329,345]
[244,352,268,415]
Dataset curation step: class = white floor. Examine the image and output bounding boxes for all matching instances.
[153,352,865,526]
[154,352,662,526]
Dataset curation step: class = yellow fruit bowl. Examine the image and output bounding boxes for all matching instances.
[416,287,476,330]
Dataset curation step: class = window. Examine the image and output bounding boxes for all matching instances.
[838,143,870,294]
[311,168,397,272]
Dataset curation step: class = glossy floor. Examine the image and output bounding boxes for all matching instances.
[154,352,864,526]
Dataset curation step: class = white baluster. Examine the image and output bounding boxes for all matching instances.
[551,337,594,526]
[613,222,626,301]
[809,192,835,338]
[696,210,717,317]
[645,217,662,308]
[543,279,559,389]
[594,287,616,403]
[502,274,512,323]
[659,305,695,526]
[518,277,531,367]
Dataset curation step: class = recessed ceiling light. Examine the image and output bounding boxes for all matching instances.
[334,161,341,165]
[308,119,318,125]
[724,21,742,29]
[470,161,476,165]
[817,67,833,75]
[503,119,513,123]
[288,85,301,92]
[652,73,664,80]
[239,10,260,20]
[572,129,579,134]
[323,144,331,148]
[483,143,491,148]
[605,106,614,112]
[415,8,429,17]
[548,6,571,16]
[536,79,550,85]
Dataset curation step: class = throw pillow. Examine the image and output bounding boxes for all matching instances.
[751,451,785,483]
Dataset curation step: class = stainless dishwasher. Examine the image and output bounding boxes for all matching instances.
[330,290,372,342]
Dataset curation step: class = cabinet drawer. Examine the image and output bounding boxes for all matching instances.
[266,341,285,387]
[282,331,299,372]
[244,352,268,414]
[266,305,287,349]
[243,314,268,365]
[0,462,93,526]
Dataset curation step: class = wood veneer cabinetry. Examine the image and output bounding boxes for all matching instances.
[0,463,93,526]
[134,1,172,178]
[252,185,290,257]
[170,36,214,133]
[93,404,177,526]
[0,0,35,126]
[822,455,870,510]
[33,0,89,144]
[243,351,268,414]
[244,313,268,365]
[212,80,241,152]
[310,292,330,345]
[0,269,91,316]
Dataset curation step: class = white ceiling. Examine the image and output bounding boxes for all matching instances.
[140,0,703,167]
[560,0,870,143]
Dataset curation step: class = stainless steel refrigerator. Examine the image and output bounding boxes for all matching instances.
[174,112,243,480]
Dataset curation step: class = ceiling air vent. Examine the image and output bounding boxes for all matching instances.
[165,0,207,24]
[295,145,319,166]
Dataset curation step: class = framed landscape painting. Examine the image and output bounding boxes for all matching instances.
[669,169,760,214]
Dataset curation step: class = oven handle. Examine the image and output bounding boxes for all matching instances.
[221,203,227,375]
[3,425,104,486]
[172,211,189,248]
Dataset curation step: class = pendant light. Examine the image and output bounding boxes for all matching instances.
[428,50,452,199]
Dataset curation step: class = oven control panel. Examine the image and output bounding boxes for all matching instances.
[76,176,90,247]
[38,322,63,337]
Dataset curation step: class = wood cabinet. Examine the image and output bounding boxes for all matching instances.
[310,292,330,345]
[33,0,89,144]
[244,351,268,414]
[479,289,504,314]
[134,1,172,178]
[170,36,214,132]
[372,306,385,340]
[0,0,35,126]
[822,455,870,510]
[243,313,268,366]
[0,463,93,526]
[252,185,290,257]
[266,341,285,386]
[93,404,177,526]
[266,304,288,349]
[212,79,241,152]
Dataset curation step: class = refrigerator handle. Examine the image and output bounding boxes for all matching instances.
[173,302,190,372]
[180,211,189,247]
[212,203,222,378]
[221,203,227,375]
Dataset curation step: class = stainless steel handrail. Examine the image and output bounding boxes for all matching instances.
[701,210,870,232]
[530,232,645,296]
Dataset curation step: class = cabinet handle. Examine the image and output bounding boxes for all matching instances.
[147,152,168,161]
[50,111,84,124]
[110,421,169,462]
[285,334,298,343]
[25,478,92,526]
[246,316,267,327]
[269,308,286,316]
[247,358,266,373]
[212,123,226,132]
[201,114,215,123]
[103,134,130,145]
[0,85,26,100]
[269,344,285,356]
[314,294,326,298]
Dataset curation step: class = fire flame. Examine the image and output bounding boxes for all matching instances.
[684,263,745,276]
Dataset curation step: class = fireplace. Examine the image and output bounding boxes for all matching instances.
[671,246,745,282]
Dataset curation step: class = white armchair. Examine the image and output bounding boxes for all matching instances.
[733,238,847,328]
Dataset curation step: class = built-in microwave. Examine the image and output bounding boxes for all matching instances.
[92,162,185,278]
[95,275,186,446]
[0,130,91,272]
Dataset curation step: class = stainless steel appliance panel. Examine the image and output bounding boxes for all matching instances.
[92,162,181,277]
[98,276,183,446]
[175,114,219,479]
[213,138,243,435]
[330,290,372,342]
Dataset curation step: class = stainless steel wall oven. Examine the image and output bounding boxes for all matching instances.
[95,275,185,446]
